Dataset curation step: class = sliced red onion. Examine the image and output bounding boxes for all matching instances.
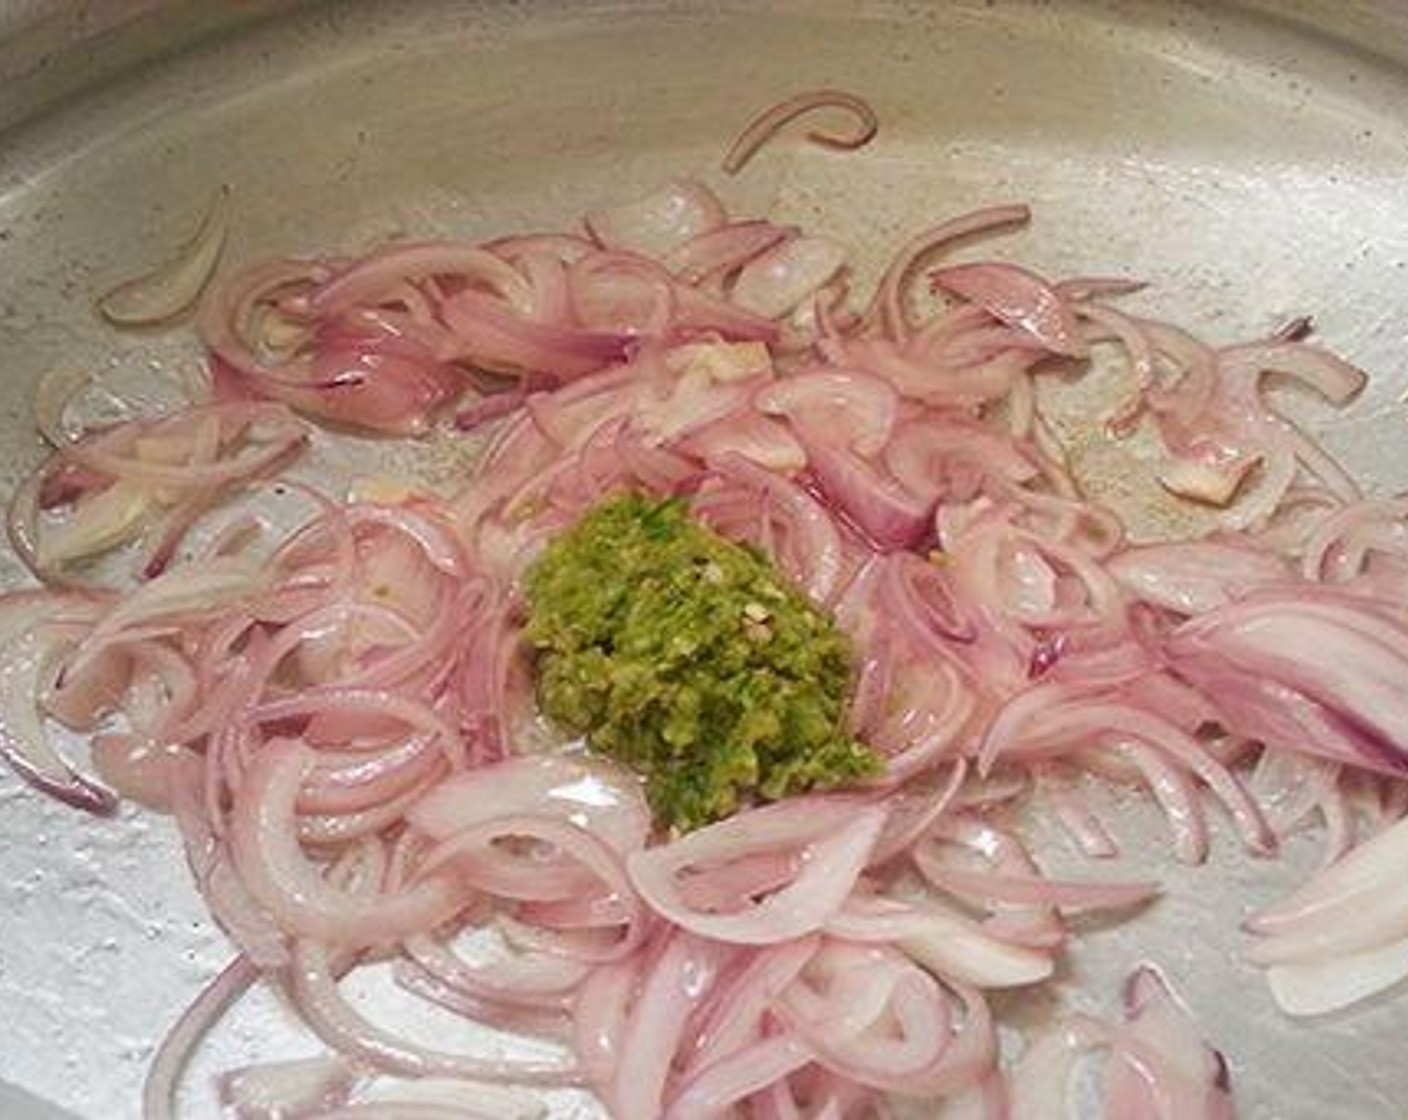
[41,401,308,493]
[867,206,1031,338]
[566,252,675,337]
[1108,540,1292,615]
[143,956,261,1120]
[99,185,231,325]
[665,339,773,384]
[392,959,572,1039]
[417,814,645,961]
[216,1055,357,1119]
[298,783,442,847]
[675,851,800,913]
[1007,1016,1106,1119]
[610,932,731,1120]
[82,557,265,649]
[913,845,1158,911]
[884,414,1039,503]
[454,386,528,430]
[981,688,1273,856]
[229,740,467,947]
[572,955,639,1091]
[722,89,878,175]
[289,940,583,1086]
[1299,497,1408,584]
[1265,932,1408,1017]
[308,242,530,317]
[440,288,629,378]
[1058,276,1148,300]
[679,410,806,475]
[1249,746,1341,843]
[1010,969,1231,1120]
[1099,741,1211,865]
[627,798,886,944]
[404,932,590,1009]
[708,451,846,604]
[1223,340,1367,407]
[665,1033,814,1120]
[839,334,1031,406]
[89,734,185,811]
[778,947,996,1098]
[679,936,818,1081]
[931,261,1086,357]
[296,333,463,437]
[631,360,757,449]
[878,552,976,648]
[826,894,1054,988]
[0,593,115,814]
[754,368,899,457]
[663,220,794,283]
[793,976,952,1092]
[731,236,849,319]
[585,179,726,260]
[1107,966,1234,1119]
[867,761,967,865]
[34,479,153,570]
[407,752,649,853]
[168,754,291,966]
[1250,813,1408,938]
[1246,814,1408,985]
[671,276,782,342]
[1168,590,1408,774]
[298,738,444,817]
[855,648,976,784]
[794,429,933,551]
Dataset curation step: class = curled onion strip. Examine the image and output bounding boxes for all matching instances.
[100,185,231,325]
[289,940,584,1086]
[142,955,259,1120]
[229,741,467,947]
[722,89,878,175]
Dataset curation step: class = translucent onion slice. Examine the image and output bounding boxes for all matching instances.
[626,798,886,945]
[722,89,878,174]
[1265,933,1408,1017]
[407,752,650,854]
[0,592,114,814]
[99,185,231,325]
[585,179,726,260]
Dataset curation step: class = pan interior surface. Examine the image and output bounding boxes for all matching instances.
[1,2,1407,1116]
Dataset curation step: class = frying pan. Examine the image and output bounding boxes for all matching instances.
[2,2,1408,1116]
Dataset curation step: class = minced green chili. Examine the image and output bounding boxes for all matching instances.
[524,494,881,832]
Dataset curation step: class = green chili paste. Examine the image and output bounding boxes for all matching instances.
[524,494,881,832]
